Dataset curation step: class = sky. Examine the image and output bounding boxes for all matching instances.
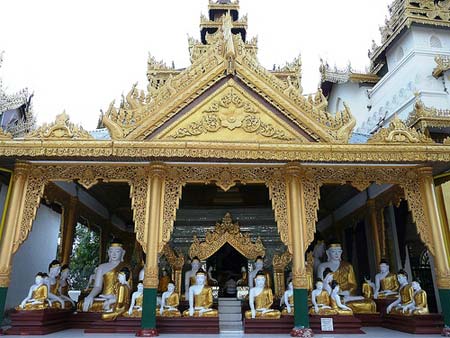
[0,0,392,131]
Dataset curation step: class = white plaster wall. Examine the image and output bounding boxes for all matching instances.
[5,204,61,310]
[358,26,450,133]
[327,82,371,126]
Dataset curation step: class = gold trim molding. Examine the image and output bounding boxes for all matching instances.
[369,116,434,144]
[189,212,265,260]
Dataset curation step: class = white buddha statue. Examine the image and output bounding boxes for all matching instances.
[184,257,201,300]
[309,279,333,315]
[248,256,271,289]
[159,282,181,317]
[44,268,64,309]
[18,272,49,310]
[405,281,429,315]
[245,271,280,319]
[281,281,294,315]
[79,238,129,312]
[183,269,218,317]
[329,280,353,315]
[102,267,131,321]
[58,264,75,307]
[386,270,414,315]
[364,259,399,299]
[124,281,144,317]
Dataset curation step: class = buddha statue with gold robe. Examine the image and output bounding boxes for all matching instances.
[363,260,399,299]
[58,264,75,308]
[329,280,353,315]
[281,282,294,315]
[102,267,131,321]
[18,272,49,310]
[183,269,218,317]
[124,281,143,317]
[387,270,414,315]
[309,279,334,315]
[159,282,181,317]
[408,281,429,315]
[245,271,281,319]
[248,256,272,289]
[78,238,130,312]
[184,257,202,300]
[317,242,376,314]
[158,268,170,293]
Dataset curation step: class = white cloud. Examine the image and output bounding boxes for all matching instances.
[0,0,392,130]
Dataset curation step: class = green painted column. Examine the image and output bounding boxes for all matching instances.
[141,288,157,328]
[0,286,7,327]
[293,288,309,328]
[439,289,450,328]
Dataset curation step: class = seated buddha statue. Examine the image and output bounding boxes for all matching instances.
[309,279,334,315]
[248,256,272,289]
[48,260,72,309]
[159,282,181,317]
[363,260,399,299]
[281,281,294,315]
[158,268,171,293]
[58,264,75,308]
[237,266,248,286]
[124,281,143,317]
[42,272,64,309]
[329,280,353,315]
[183,269,218,317]
[184,257,201,300]
[317,242,376,314]
[406,281,429,315]
[386,270,413,315]
[78,238,130,312]
[102,267,131,321]
[18,272,49,310]
[245,271,281,319]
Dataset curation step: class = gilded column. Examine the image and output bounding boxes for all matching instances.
[418,168,450,332]
[137,163,166,337]
[285,164,313,338]
[0,163,29,327]
[367,199,382,264]
[60,196,78,265]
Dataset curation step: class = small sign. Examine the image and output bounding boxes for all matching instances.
[321,317,334,332]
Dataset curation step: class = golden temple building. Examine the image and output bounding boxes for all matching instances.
[0,0,450,336]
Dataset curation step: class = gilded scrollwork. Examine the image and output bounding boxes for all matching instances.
[369,116,434,144]
[189,212,265,260]
[272,251,292,272]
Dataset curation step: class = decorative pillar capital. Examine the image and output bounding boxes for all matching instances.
[284,163,303,177]
[292,268,309,289]
[437,270,450,289]
[148,162,167,179]
[143,266,159,289]
[417,166,433,178]
[0,266,11,287]
[13,162,31,180]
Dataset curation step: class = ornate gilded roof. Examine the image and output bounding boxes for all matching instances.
[370,0,450,70]
[433,55,450,78]
[102,10,356,144]
[407,97,450,132]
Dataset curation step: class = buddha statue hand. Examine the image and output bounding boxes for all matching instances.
[83,296,95,312]
[286,304,292,314]
[189,307,195,317]
[198,307,213,316]
[251,309,256,318]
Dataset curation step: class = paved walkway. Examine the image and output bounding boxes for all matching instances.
[1,327,443,337]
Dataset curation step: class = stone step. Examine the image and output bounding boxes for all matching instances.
[219,313,242,321]
[218,306,241,313]
[220,323,244,332]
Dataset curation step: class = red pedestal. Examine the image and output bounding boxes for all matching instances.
[374,298,394,316]
[5,309,72,335]
[157,317,219,334]
[244,315,294,334]
[354,313,383,327]
[84,317,141,334]
[382,314,444,334]
[309,315,364,334]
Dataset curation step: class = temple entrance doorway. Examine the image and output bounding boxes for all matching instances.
[207,243,247,297]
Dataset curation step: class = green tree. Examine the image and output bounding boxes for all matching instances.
[69,223,100,290]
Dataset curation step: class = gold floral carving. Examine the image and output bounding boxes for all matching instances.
[0,128,12,140]
[292,267,309,289]
[436,269,450,289]
[0,266,12,287]
[169,88,295,141]
[162,244,185,270]
[272,251,292,272]
[143,266,159,289]
[189,212,265,260]
[26,112,93,140]
[433,55,450,78]
[406,98,450,132]
[368,116,434,144]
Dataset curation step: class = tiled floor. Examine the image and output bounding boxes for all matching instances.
[1,327,443,337]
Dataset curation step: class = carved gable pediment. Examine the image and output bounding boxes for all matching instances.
[153,79,307,143]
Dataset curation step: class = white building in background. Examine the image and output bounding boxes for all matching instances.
[321,0,450,141]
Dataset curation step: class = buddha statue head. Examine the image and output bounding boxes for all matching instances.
[118,267,131,285]
[255,271,266,288]
[397,269,408,284]
[379,259,390,273]
[35,272,45,285]
[60,264,70,280]
[167,282,175,293]
[191,257,201,271]
[108,238,126,263]
[326,242,343,262]
[48,260,61,278]
[315,279,324,291]
[411,281,421,292]
[137,281,144,293]
[42,273,50,286]
[195,268,207,286]
[255,256,264,271]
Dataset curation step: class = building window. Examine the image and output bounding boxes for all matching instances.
[430,35,442,48]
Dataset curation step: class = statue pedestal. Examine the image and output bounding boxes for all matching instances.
[157,317,219,334]
[374,298,393,316]
[84,317,141,333]
[244,316,293,334]
[309,315,364,334]
[354,313,382,327]
[6,309,72,335]
[70,312,101,329]
[382,314,444,334]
